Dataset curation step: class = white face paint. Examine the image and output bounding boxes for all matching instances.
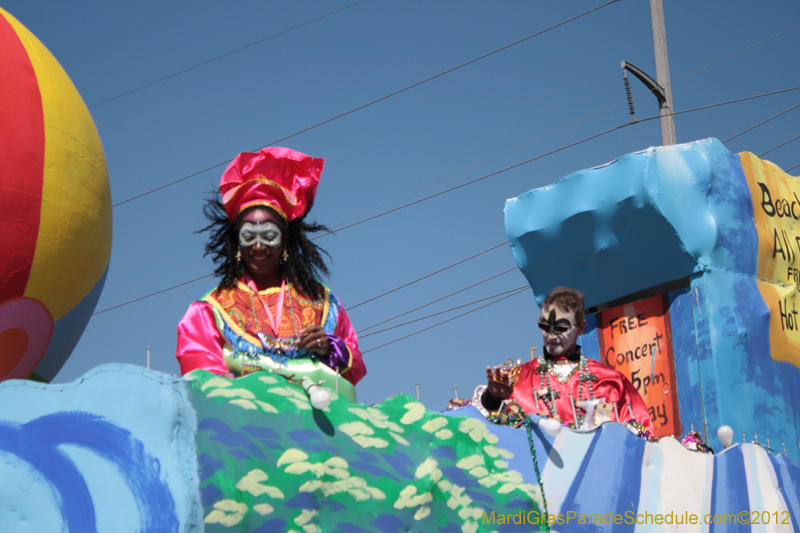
[239,221,282,249]
[538,305,584,357]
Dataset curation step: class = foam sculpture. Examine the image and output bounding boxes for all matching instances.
[0,8,111,383]
[1,364,799,532]
[505,138,800,457]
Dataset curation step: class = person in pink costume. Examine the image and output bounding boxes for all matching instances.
[175,147,365,400]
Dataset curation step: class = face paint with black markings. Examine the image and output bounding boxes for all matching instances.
[538,308,573,336]
[539,305,582,358]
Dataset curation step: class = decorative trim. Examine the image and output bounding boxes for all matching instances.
[236,200,288,221]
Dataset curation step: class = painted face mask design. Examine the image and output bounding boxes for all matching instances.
[538,306,581,357]
[239,221,282,249]
[537,308,573,336]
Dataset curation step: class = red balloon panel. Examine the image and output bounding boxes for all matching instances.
[0,14,44,301]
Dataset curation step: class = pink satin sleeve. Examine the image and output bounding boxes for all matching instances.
[176,301,231,376]
[617,373,656,436]
[334,306,366,385]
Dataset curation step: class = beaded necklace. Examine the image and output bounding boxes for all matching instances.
[248,281,301,353]
[536,351,597,428]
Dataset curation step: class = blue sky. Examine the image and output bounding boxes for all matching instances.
[5,0,799,409]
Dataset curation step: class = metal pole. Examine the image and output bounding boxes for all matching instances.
[453,387,458,400]
[146,347,150,369]
[650,0,677,145]
[569,393,579,428]
[415,383,420,401]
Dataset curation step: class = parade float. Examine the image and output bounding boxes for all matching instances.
[2,7,800,533]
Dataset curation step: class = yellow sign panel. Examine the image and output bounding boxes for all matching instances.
[742,152,800,366]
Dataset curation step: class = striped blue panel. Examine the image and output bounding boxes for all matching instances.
[666,284,702,438]
[710,445,750,533]
[770,454,800,532]
[559,423,645,531]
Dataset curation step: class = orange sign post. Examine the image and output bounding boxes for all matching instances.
[596,294,681,438]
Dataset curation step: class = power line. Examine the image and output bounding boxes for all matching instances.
[324,105,627,233]
[90,242,506,316]
[92,273,214,315]
[89,1,368,109]
[361,287,529,354]
[722,102,800,143]
[759,134,800,157]
[786,162,799,173]
[359,285,527,338]
[99,85,800,318]
[349,242,507,310]
[325,22,800,232]
[111,0,620,208]
[313,123,631,240]
[315,85,800,239]
[112,19,799,212]
[666,85,800,119]
[666,22,800,89]
[86,277,212,331]
[358,267,516,332]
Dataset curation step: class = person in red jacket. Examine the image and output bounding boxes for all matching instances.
[175,147,366,401]
[480,286,653,434]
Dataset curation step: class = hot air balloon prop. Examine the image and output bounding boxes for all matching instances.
[0,8,111,383]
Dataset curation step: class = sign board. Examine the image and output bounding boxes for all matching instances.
[596,294,681,438]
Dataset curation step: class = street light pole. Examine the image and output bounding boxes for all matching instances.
[650,0,677,145]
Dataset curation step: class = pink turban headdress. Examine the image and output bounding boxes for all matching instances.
[220,147,325,222]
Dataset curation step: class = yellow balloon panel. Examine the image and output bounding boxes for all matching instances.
[5,12,112,320]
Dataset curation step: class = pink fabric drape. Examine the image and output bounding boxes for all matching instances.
[175,300,366,385]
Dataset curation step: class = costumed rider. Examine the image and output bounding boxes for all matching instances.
[476,286,654,435]
[175,147,366,402]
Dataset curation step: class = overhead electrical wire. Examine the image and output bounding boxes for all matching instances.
[786,162,799,173]
[91,85,800,318]
[653,86,800,119]
[319,22,800,231]
[87,277,212,330]
[361,287,529,354]
[722,102,800,143]
[359,285,528,338]
[348,242,507,310]
[322,105,629,233]
[759,134,800,157]
[316,86,800,240]
[311,123,630,241]
[89,0,368,109]
[92,273,214,315]
[111,0,621,208]
[89,242,506,317]
[666,22,800,90]
[358,267,517,332]
[110,18,798,211]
